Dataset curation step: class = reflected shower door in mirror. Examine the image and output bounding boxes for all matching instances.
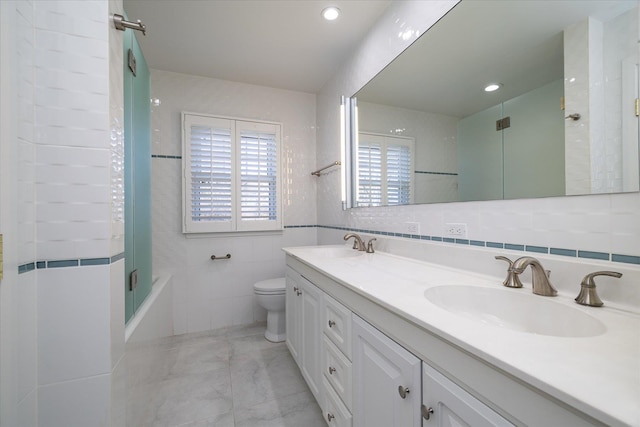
[347,0,640,208]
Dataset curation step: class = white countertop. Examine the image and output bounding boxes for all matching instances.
[284,245,640,427]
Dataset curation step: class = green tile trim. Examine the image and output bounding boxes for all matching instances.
[505,243,524,251]
[611,254,640,265]
[48,260,79,268]
[526,245,548,254]
[550,248,576,257]
[578,251,610,261]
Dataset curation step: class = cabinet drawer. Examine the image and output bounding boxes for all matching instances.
[322,335,353,411]
[323,293,352,360]
[323,376,352,427]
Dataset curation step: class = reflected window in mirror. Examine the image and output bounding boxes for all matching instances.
[357,132,415,207]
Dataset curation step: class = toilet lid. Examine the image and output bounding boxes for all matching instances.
[254,277,286,294]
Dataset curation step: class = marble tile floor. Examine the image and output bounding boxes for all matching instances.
[126,322,326,427]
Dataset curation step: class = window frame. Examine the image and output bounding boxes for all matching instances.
[182,112,283,234]
[356,132,415,207]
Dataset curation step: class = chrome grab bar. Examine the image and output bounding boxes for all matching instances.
[311,160,341,176]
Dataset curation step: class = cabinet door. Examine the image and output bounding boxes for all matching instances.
[353,315,421,427]
[285,269,301,362]
[422,363,513,427]
[300,275,322,401]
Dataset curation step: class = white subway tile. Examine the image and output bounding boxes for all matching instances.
[38,267,111,385]
[38,374,111,427]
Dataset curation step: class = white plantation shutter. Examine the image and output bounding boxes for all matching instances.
[357,133,414,207]
[387,143,412,205]
[357,137,383,207]
[236,121,281,231]
[182,114,281,233]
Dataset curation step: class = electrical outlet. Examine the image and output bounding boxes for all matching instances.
[405,222,420,234]
[444,223,467,238]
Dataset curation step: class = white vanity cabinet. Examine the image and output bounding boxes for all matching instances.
[285,269,301,362]
[352,314,422,427]
[422,363,513,427]
[285,267,322,401]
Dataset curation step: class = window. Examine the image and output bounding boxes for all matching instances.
[182,113,282,233]
[357,133,414,207]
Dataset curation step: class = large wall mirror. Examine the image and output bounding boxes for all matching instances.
[346,0,640,208]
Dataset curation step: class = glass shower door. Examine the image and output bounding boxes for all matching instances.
[124,26,152,323]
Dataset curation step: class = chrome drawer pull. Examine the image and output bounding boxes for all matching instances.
[328,320,336,328]
[328,366,336,375]
[421,404,434,420]
[398,386,410,399]
[327,413,335,422]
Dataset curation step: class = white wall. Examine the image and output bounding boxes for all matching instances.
[0,0,126,425]
[150,70,318,335]
[316,2,640,271]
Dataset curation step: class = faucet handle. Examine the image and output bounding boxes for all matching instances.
[351,240,359,250]
[576,271,622,307]
[495,256,523,288]
[366,238,377,253]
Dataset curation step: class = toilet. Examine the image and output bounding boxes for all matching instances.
[254,277,286,342]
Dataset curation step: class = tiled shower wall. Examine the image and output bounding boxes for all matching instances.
[1,0,125,425]
[316,1,640,265]
[150,70,317,335]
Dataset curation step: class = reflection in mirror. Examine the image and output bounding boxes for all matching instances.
[348,0,640,208]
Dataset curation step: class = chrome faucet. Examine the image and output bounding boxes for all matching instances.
[344,233,366,251]
[511,256,558,296]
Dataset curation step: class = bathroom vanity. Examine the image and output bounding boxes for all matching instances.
[283,245,640,427]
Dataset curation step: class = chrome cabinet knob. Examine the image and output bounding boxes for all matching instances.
[328,366,336,375]
[327,413,335,422]
[398,386,410,399]
[293,286,298,292]
[421,405,434,420]
[328,320,336,328]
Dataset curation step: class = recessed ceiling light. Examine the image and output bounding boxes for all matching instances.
[322,6,340,21]
[484,83,502,92]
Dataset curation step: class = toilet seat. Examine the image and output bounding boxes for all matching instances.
[254,277,286,295]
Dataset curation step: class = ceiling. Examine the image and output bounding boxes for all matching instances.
[123,0,391,94]
[355,0,638,118]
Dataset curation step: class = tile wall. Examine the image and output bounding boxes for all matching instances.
[2,0,126,425]
[316,1,640,275]
[149,70,317,334]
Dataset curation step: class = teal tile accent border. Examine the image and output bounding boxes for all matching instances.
[18,263,35,274]
[48,260,79,268]
[612,254,640,265]
[526,245,548,254]
[550,248,576,257]
[414,170,458,176]
[151,154,182,159]
[505,243,524,251]
[111,252,125,262]
[578,251,610,261]
[80,258,110,266]
[316,225,638,265]
[18,252,126,274]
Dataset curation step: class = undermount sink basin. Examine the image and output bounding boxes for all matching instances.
[313,246,363,258]
[424,285,606,337]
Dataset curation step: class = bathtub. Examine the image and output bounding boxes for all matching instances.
[125,275,173,343]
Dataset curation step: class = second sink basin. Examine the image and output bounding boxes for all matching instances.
[424,285,606,337]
